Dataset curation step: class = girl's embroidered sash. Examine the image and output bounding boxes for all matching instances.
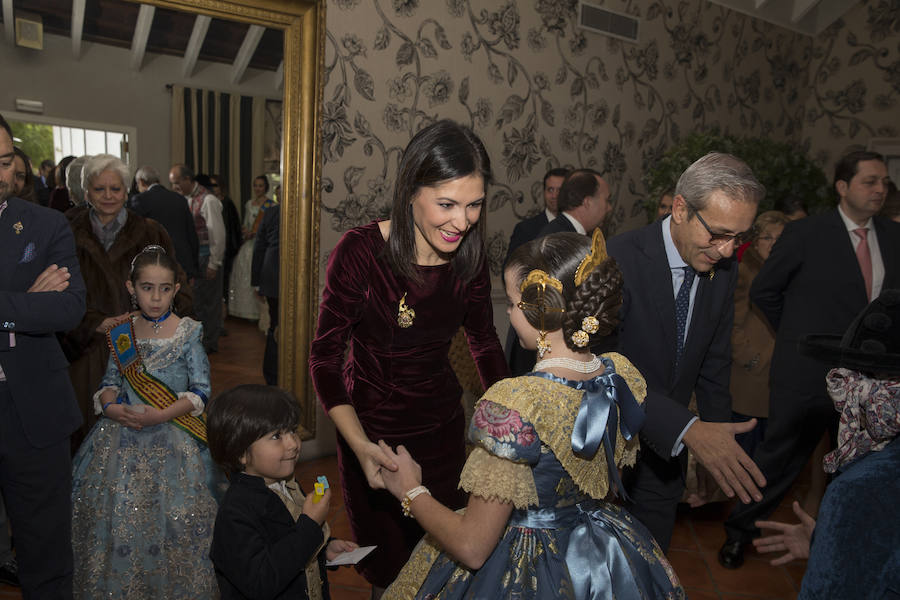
[106,319,207,444]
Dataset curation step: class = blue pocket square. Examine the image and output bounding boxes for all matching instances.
[19,242,35,264]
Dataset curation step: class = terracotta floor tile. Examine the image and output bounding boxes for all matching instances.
[702,551,797,598]
[689,521,729,554]
[683,588,720,599]
[784,560,808,591]
[667,549,714,590]
[670,519,700,551]
[329,585,372,600]
[329,563,373,589]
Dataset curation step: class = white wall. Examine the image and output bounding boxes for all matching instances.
[0,32,281,174]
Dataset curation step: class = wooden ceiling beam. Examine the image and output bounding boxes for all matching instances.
[182,14,211,78]
[231,24,264,85]
[71,0,85,58]
[130,4,155,70]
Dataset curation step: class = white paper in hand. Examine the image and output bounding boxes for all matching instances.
[325,545,376,566]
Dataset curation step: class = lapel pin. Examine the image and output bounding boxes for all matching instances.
[707,267,715,280]
[13,221,23,235]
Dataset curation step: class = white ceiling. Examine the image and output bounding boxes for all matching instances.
[707,0,861,36]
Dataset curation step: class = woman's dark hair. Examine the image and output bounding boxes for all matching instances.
[773,196,808,218]
[53,155,76,189]
[13,147,35,203]
[255,174,270,193]
[210,174,228,197]
[385,119,491,285]
[506,232,623,352]
[129,245,179,285]
[206,384,301,474]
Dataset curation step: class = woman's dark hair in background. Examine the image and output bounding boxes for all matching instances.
[880,180,900,220]
[13,147,36,203]
[385,119,491,285]
[129,245,180,286]
[773,196,808,218]
[506,232,623,352]
[53,155,76,189]
[206,384,301,475]
[255,175,270,193]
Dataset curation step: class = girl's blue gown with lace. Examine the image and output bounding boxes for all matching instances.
[385,353,684,600]
[71,318,226,599]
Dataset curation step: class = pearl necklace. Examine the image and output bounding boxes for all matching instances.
[140,310,172,333]
[534,353,604,374]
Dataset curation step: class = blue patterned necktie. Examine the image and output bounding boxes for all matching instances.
[674,265,695,365]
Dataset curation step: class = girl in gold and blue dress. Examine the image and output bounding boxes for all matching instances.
[380,230,684,599]
[71,246,224,599]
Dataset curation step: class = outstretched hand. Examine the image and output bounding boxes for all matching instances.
[353,440,398,490]
[325,539,359,562]
[683,419,766,504]
[377,440,422,501]
[753,501,816,565]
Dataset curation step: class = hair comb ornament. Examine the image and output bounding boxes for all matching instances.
[574,229,609,287]
[518,270,565,358]
[571,315,600,348]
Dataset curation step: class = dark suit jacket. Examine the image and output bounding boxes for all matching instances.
[506,211,550,263]
[751,209,900,397]
[607,220,738,457]
[538,213,578,237]
[251,204,280,298]
[0,197,85,448]
[210,473,329,600]
[131,184,200,278]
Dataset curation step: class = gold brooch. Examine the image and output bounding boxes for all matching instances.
[397,292,415,328]
[707,267,715,280]
[13,221,23,235]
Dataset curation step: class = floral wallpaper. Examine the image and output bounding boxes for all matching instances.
[319,0,898,282]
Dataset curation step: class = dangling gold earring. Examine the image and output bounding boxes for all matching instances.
[536,331,551,358]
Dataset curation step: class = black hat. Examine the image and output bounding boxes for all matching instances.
[799,289,900,375]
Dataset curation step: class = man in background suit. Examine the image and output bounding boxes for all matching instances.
[505,168,567,261]
[251,204,280,386]
[719,150,900,568]
[0,113,86,598]
[131,165,200,279]
[539,168,612,237]
[504,168,567,375]
[607,153,767,551]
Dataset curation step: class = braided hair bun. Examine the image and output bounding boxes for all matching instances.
[506,232,623,351]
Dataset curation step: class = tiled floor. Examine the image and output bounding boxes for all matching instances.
[0,318,811,598]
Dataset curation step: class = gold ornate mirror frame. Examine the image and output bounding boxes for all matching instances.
[125,0,325,438]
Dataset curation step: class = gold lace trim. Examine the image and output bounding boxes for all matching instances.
[458,447,538,509]
[478,352,644,500]
[383,517,466,600]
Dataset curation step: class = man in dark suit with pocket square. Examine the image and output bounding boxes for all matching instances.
[0,113,86,598]
[607,153,768,551]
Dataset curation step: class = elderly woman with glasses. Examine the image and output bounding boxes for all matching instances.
[60,154,192,449]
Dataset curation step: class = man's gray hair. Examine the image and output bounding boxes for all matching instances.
[675,152,765,210]
[66,155,89,206]
[135,165,160,186]
[81,154,130,199]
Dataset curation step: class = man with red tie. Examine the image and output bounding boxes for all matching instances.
[720,150,900,568]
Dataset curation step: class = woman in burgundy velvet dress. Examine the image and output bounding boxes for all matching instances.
[309,120,509,596]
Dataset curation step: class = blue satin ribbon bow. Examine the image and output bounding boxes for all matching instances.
[530,356,645,499]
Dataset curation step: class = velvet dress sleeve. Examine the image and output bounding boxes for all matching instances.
[308,228,372,411]
[462,260,510,390]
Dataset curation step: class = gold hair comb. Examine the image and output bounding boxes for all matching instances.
[574,229,609,287]
[520,270,563,294]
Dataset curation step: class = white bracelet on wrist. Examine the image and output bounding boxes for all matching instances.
[401,485,430,517]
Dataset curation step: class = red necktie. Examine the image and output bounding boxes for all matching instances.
[853,227,872,300]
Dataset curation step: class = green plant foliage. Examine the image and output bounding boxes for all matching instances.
[8,120,54,173]
[643,130,831,222]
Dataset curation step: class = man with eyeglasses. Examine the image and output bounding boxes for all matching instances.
[719,150,900,569]
[606,152,767,552]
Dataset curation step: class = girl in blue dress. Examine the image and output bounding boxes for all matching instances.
[381,230,684,599]
[71,245,224,599]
